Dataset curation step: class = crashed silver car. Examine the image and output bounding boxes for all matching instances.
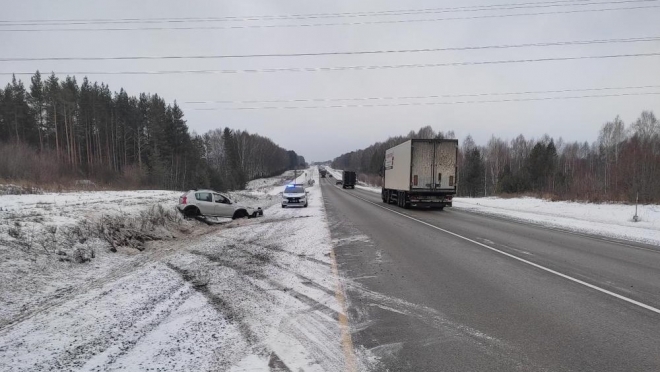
[177,189,263,219]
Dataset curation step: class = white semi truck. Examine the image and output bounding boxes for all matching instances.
[382,139,458,209]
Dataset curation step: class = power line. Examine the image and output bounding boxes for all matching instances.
[0,0,651,26]
[0,0,635,24]
[189,92,660,110]
[3,52,659,76]
[180,84,660,105]
[1,5,657,32]
[2,36,658,62]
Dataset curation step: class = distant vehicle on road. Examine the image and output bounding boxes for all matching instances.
[282,184,308,208]
[342,171,357,189]
[329,174,333,178]
[177,190,263,219]
[336,180,343,185]
[382,139,458,209]
[320,169,327,178]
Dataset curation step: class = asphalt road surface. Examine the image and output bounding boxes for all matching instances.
[321,178,660,372]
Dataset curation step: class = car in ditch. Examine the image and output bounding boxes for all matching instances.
[281,184,308,208]
[177,190,263,219]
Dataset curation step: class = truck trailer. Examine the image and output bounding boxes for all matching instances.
[342,171,357,189]
[382,139,458,209]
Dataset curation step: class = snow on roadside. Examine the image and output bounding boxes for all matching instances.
[160,167,348,371]
[0,190,185,326]
[0,168,356,371]
[453,197,660,245]
[325,167,380,194]
[324,167,342,181]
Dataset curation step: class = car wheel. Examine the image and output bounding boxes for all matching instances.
[184,207,200,218]
[282,204,286,208]
[304,203,308,208]
[232,210,249,219]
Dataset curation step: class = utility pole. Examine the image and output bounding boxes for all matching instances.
[633,192,639,222]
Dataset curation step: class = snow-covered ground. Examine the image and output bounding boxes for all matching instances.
[0,168,359,371]
[453,197,660,245]
[0,190,184,326]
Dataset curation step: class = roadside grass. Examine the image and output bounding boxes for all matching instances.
[98,204,190,253]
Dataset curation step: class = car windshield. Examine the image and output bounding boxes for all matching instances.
[284,186,304,193]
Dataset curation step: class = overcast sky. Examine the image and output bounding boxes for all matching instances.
[1,0,659,161]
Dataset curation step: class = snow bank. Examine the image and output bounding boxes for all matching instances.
[454,197,660,245]
[0,189,185,326]
[245,170,295,194]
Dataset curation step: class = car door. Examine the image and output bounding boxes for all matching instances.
[194,192,214,216]
[213,193,234,218]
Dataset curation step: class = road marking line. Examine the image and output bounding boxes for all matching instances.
[321,179,358,371]
[330,248,358,372]
[450,208,660,253]
[348,185,660,252]
[339,187,660,316]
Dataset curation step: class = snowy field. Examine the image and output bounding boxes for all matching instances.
[0,190,184,326]
[325,167,660,246]
[0,168,360,371]
[453,197,660,245]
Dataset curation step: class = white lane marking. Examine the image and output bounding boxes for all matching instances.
[333,185,660,316]
[451,208,660,253]
[347,185,660,253]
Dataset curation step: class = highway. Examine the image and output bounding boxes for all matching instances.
[320,178,660,371]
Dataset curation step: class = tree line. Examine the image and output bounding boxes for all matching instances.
[332,111,660,203]
[0,72,305,190]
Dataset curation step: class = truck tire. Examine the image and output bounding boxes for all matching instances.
[398,192,410,209]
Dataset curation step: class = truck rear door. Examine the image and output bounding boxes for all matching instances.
[411,141,435,190]
[434,141,457,191]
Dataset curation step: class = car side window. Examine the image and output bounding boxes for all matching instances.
[214,193,227,204]
[195,192,212,202]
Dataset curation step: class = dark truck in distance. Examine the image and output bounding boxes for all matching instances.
[342,171,357,189]
[319,168,327,178]
[381,139,458,209]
